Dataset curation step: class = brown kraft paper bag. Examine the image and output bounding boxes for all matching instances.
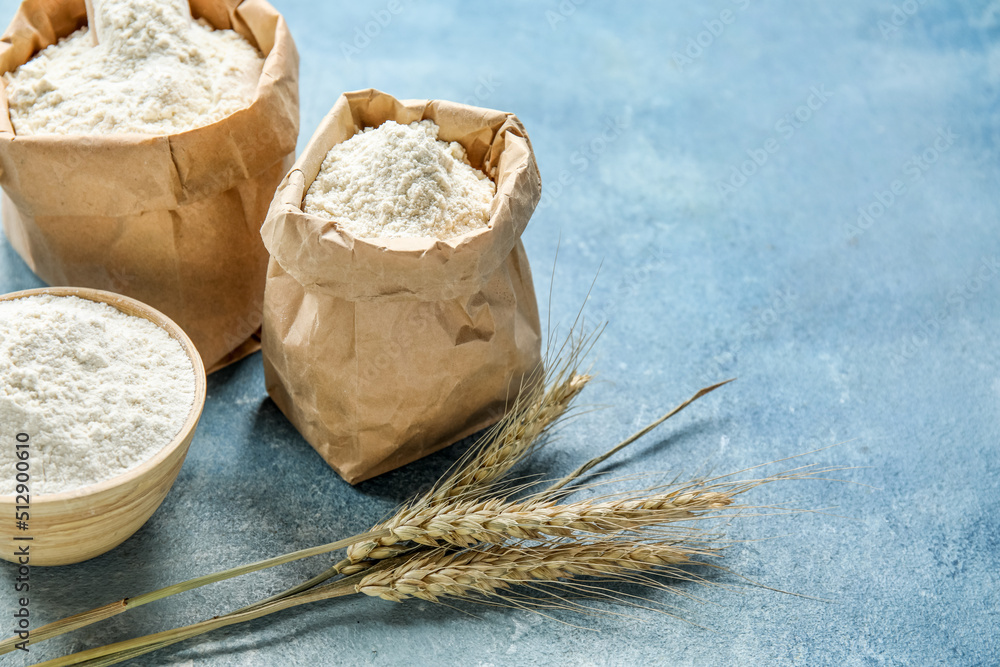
[260,89,543,484]
[0,0,299,372]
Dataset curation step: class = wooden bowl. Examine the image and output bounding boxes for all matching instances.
[0,287,207,566]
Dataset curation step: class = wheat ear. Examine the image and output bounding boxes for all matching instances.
[348,488,735,560]
[355,541,713,603]
[431,371,592,503]
[344,364,592,564]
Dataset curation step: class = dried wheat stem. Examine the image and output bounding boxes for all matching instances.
[545,378,735,495]
[0,530,387,656]
[31,575,364,667]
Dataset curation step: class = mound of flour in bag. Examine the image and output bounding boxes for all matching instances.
[303,120,496,239]
[0,295,196,495]
[3,0,263,135]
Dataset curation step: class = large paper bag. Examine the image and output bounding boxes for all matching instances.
[0,0,300,372]
[260,89,543,484]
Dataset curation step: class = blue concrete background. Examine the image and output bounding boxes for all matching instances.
[2,1,998,665]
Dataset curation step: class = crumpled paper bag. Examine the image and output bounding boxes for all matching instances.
[260,88,543,484]
[0,0,300,372]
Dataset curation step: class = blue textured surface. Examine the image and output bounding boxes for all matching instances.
[2,1,999,665]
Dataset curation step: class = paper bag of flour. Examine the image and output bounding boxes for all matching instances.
[260,89,543,484]
[0,0,299,372]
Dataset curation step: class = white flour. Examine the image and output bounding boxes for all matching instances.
[0,295,196,495]
[303,120,496,239]
[3,0,263,135]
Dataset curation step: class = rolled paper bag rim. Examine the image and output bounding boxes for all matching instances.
[0,0,300,217]
[261,88,543,303]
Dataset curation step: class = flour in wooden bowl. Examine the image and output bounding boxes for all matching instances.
[0,294,196,495]
[302,119,496,239]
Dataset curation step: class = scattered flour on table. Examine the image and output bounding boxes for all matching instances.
[302,120,496,239]
[3,0,263,135]
[0,295,196,495]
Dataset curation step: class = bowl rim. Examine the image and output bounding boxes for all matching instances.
[0,286,207,503]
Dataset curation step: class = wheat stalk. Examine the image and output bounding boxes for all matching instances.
[343,370,588,562]
[429,371,592,503]
[30,457,842,667]
[347,489,735,560]
[341,333,595,565]
[356,541,714,603]
[35,538,728,667]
